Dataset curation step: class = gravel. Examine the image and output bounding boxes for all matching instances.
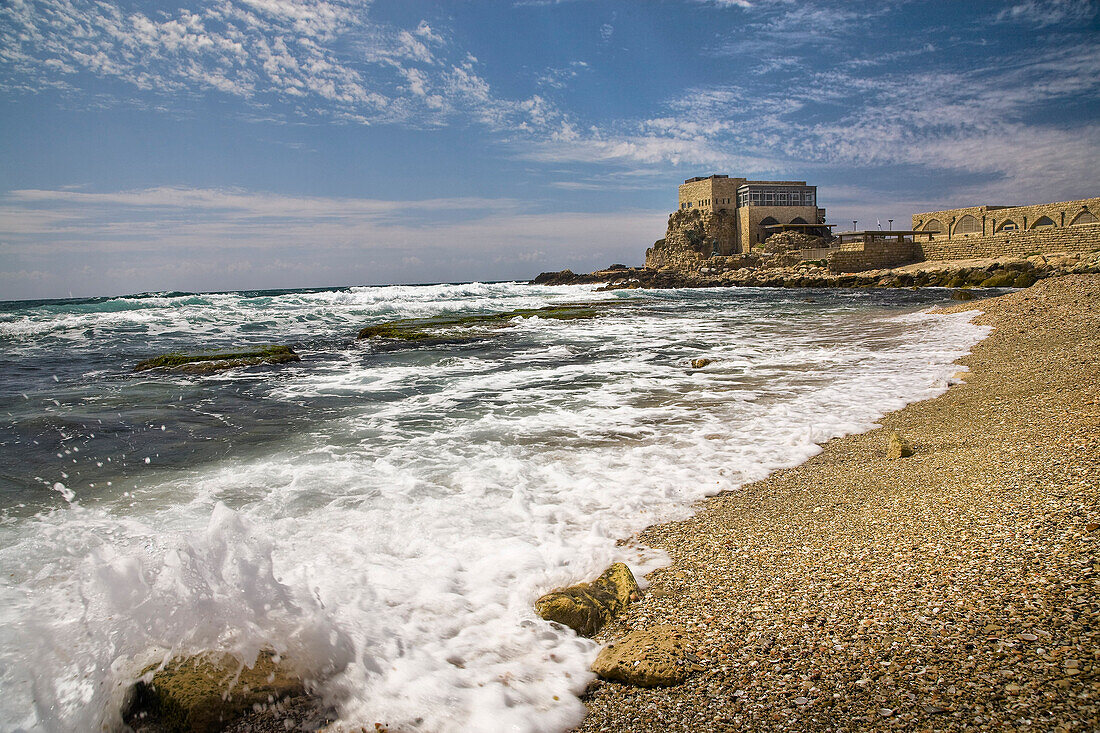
[576,274,1100,732]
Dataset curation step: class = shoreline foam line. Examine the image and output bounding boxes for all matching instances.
[577,274,1100,732]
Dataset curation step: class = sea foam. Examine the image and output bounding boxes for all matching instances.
[0,283,989,731]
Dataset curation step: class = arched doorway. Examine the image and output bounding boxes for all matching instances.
[757,216,779,245]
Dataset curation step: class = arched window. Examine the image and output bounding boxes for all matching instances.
[954,214,981,235]
[789,217,809,225]
[997,219,1018,232]
[1031,216,1056,229]
[923,218,944,233]
[1071,210,1098,226]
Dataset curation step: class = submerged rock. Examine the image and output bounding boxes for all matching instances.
[534,563,639,637]
[591,626,696,687]
[887,431,915,459]
[134,346,300,374]
[690,358,713,369]
[125,650,305,733]
[357,305,601,342]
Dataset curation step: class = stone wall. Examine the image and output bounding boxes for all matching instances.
[828,239,919,273]
[916,223,1100,261]
[678,176,743,214]
[913,197,1100,239]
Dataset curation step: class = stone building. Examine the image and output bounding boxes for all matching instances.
[676,174,828,254]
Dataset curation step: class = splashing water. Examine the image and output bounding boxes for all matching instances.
[0,282,988,731]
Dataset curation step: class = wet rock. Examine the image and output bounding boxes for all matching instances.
[134,346,300,374]
[979,270,1017,288]
[125,650,305,733]
[535,563,639,637]
[951,289,977,301]
[358,305,601,342]
[691,358,713,369]
[886,431,914,459]
[532,269,578,285]
[591,625,694,687]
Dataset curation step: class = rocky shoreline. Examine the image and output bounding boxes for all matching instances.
[576,275,1100,731]
[533,250,1100,291]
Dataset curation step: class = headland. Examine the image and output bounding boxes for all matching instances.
[534,178,1100,292]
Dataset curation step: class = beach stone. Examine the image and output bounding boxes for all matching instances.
[534,563,639,637]
[886,431,914,459]
[951,289,976,301]
[126,650,305,733]
[591,626,692,687]
[691,358,713,369]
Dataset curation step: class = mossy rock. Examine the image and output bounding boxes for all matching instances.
[134,346,299,374]
[125,650,305,733]
[967,270,991,285]
[1012,273,1037,288]
[950,289,977,301]
[534,563,639,637]
[978,271,1017,288]
[357,305,601,341]
[945,275,968,288]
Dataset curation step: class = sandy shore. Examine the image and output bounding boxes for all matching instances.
[578,275,1100,732]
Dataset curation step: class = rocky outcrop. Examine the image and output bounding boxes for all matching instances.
[645,209,738,270]
[134,346,300,374]
[125,650,306,733]
[532,250,1100,292]
[534,563,640,637]
[591,626,698,687]
[763,230,827,253]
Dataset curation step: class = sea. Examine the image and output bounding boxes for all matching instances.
[0,281,991,732]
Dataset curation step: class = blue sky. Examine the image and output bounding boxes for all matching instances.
[1,0,1098,299]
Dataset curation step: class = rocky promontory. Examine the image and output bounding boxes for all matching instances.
[533,250,1100,291]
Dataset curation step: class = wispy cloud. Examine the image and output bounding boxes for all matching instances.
[0,0,558,131]
[518,14,1100,205]
[994,0,1098,27]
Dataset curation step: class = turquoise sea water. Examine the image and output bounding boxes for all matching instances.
[0,282,989,731]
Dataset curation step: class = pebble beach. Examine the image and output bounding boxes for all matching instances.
[578,275,1100,732]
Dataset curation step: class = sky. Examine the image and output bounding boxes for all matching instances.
[1,0,1098,299]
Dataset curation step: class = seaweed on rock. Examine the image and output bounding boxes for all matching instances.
[356,304,602,341]
[134,345,300,374]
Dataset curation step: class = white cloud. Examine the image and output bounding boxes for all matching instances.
[516,32,1100,207]
[694,0,755,8]
[0,0,558,131]
[995,0,1098,27]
